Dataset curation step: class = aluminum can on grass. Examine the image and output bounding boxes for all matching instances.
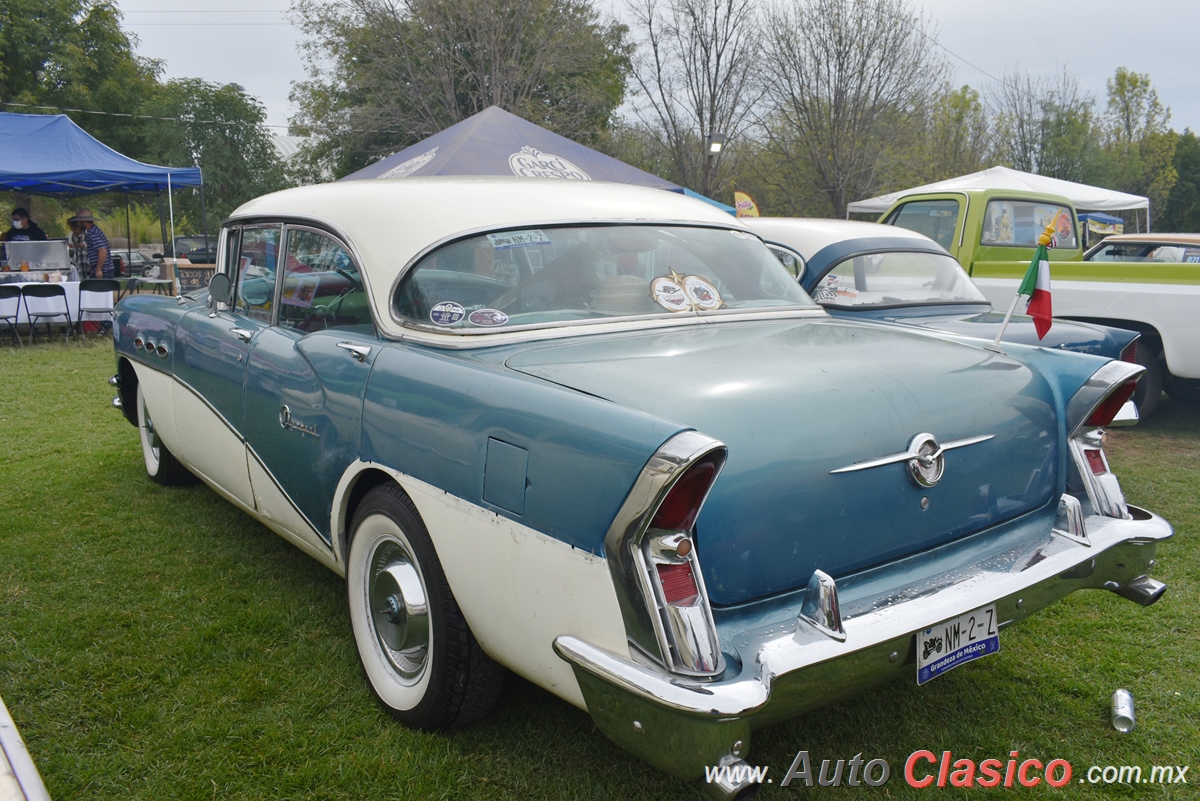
[1111,689,1135,732]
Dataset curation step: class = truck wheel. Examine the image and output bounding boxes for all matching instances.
[346,484,505,731]
[1165,376,1200,405]
[1132,343,1164,418]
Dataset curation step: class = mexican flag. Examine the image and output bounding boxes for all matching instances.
[1018,243,1052,339]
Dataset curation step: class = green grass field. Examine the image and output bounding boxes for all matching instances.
[1,343,1196,800]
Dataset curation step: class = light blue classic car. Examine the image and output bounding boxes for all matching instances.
[111,179,1171,799]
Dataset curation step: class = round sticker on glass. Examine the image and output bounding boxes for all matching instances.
[651,276,690,312]
[729,229,754,240]
[468,308,509,327]
[430,301,466,326]
[683,275,722,310]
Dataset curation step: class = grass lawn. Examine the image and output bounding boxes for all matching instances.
[1,342,1197,800]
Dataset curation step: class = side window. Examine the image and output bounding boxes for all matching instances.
[235,225,282,322]
[278,228,372,333]
[981,200,1077,249]
[767,245,805,280]
[886,199,961,249]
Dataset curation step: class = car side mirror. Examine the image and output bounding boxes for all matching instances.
[152,253,163,260]
[209,273,233,304]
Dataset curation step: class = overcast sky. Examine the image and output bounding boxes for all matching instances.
[125,0,1200,136]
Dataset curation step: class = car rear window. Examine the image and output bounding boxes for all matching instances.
[393,224,815,332]
[811,251,988,308]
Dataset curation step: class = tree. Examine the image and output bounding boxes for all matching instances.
[877,83,994,191]
[989,68,1100,182]
[140,79,290,225]
[0,0,161,157]
[290,0,631,178]
[624,0,761,199]
[1098,67,1176,221]
[759,0,948,217]
[1160,130,1200,232]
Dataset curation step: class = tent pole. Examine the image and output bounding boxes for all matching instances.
[157,191,168,257]
[125,194,133,275]
[167,173,176,266]
[1146,202,1151,233]
[199,181,208,255]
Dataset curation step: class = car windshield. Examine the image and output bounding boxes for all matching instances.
[1086,241,1200,262]
[393,224,816,331]
[810,250,988,308]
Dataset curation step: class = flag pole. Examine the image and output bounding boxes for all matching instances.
[986,221,1057,352]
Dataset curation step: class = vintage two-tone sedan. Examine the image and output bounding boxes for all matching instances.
[111,179,1171,800]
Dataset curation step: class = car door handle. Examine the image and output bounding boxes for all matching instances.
[336,342,372,362]
[230,327,254,342]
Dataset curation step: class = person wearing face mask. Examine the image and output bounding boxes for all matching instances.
[1,208,48,242]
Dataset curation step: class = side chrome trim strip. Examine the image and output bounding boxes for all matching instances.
[123,359,332,551]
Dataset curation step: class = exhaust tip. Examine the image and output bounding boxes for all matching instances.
[702,756,764,801]
[1112,575,1167,607]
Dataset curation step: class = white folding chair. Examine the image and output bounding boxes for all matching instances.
[77,279,120,339]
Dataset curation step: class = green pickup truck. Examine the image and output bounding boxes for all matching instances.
[876,187,1200,415]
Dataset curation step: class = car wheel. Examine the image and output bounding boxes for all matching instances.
[1132,342,1164,418]
[1165,375,1200,405]
[137,384,192,485]
[346,484,504,731]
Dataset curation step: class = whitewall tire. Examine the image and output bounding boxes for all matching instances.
[346,484,504,730]
[137,383,191,486]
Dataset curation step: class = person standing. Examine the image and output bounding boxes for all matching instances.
[71,209,114,279]
[68,219,88,279]
[1,207,48,242]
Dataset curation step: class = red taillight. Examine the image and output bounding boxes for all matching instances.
[1086,380,1138,427]
[1119,340,1138,363]
[649,456,720,531]
[1084,448,1107,475]
[655,561,699,604]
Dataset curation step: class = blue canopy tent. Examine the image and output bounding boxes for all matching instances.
[0,112,205,262]
[1078,211,1125,248]
[343,107,740,210]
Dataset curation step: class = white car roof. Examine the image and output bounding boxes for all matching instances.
[740,217,936,258]
[227,177,747,337]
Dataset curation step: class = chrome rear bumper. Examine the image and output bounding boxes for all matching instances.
[554,505,1172,781]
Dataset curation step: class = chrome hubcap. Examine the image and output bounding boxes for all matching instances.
[141,398,161,459]
[368,539,429,681]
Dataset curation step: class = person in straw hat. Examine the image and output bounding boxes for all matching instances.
[70,209,114,279]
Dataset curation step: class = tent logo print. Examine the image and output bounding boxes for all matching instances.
[509,146,590,181]
[379,147,438,179]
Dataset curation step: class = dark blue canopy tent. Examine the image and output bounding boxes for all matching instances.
[0,112,205,259]
[342,105,693,192]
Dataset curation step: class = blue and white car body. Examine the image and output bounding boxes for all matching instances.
[111,179,1171,799]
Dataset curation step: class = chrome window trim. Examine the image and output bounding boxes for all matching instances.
[603,430,727,677]
[392,307,829,350]
[221,213,384,335]
[386,220,815,334]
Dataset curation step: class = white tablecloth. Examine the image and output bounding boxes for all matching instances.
[3,280,113,326]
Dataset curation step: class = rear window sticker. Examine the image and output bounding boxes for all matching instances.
[468,308,509,327]
[487,230,552,250]
[651,275,690,312]
[683,274,723,310]
[430,301,466,325]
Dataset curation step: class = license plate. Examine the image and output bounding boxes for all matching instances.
[916,605,999,685]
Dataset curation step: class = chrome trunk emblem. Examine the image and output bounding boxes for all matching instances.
[830,432,994,488]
